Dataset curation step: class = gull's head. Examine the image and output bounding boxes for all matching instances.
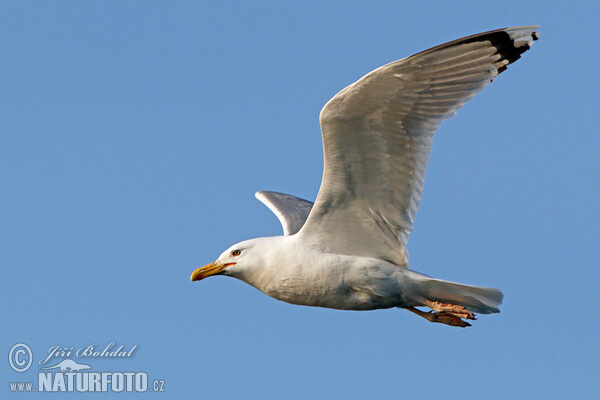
[190,238,269,282]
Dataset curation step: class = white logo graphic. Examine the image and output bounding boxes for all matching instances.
[8,343,33,373]
[39,359,91,372]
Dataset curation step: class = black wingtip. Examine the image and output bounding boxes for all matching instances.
[455,28,538,75]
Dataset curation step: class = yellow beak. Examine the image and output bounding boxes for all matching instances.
[190,262,234,282]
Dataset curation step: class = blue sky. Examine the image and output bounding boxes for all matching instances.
[2,1,599,398]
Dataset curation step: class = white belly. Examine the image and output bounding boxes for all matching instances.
[242,254,419,311]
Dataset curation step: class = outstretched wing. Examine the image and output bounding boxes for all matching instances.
[299,26,539,266]
[255,191,313,235]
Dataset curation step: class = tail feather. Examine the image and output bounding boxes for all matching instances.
[407,271,503,314]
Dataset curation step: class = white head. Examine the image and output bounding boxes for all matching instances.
[190,237,278,283]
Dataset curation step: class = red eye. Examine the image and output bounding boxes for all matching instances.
[231,249,241,257]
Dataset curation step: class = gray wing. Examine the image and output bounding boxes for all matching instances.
[255,191,313,235]
[299,26,539,266]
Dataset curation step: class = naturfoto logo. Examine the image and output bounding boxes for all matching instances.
[8,342,165,394]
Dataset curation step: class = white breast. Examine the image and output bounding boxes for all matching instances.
[237,237,413,310]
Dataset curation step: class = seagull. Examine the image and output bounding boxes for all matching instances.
[191,26,539,327]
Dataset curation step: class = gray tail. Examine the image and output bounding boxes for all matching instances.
[407,271,503,314]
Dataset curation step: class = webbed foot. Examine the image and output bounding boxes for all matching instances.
[404,304,476,328]
[424,300,476,321]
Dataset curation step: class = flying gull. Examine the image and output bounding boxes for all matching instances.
[191,26,539,327]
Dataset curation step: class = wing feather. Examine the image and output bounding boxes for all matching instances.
[298,26,539,265]
[255,191,313,235]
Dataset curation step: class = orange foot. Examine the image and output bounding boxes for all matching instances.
[424,300,476,321]
[404,302,477,328]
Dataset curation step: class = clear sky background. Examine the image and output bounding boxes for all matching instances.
[2,1,599,399]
